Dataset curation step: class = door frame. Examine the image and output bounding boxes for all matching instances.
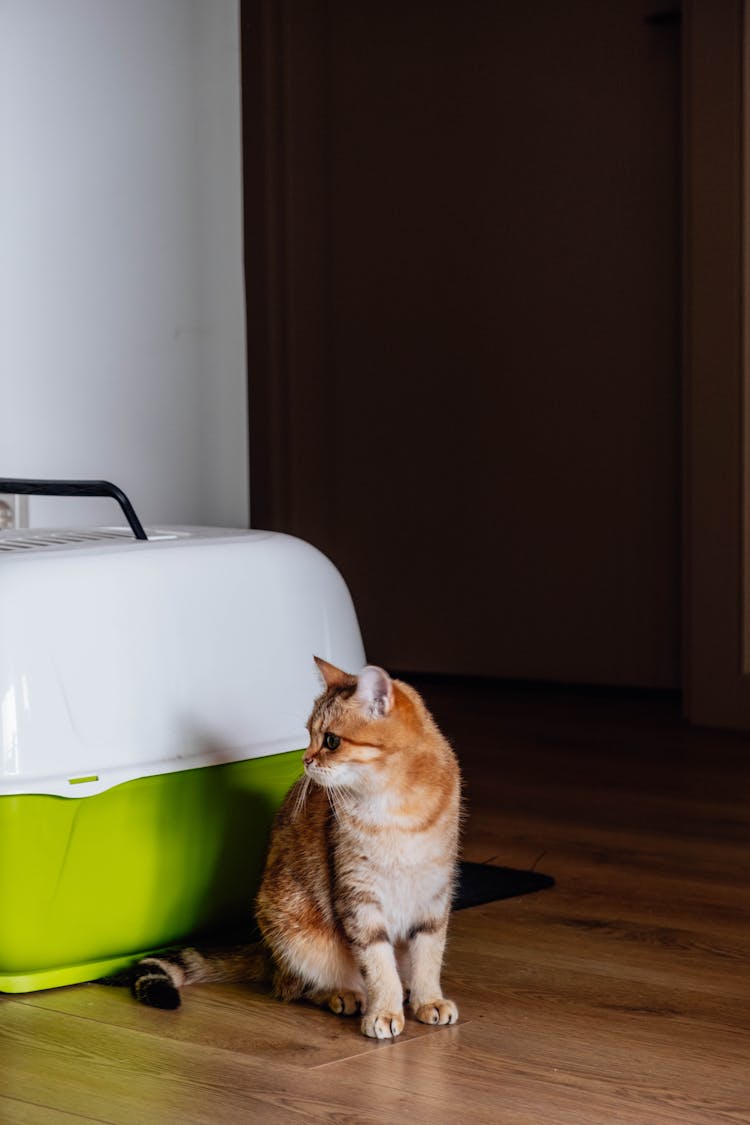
[683,0,750,727]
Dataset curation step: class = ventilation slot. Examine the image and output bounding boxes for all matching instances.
[0,529,178,553]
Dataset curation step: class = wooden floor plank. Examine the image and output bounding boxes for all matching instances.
[0,997,456,1124]
[14,977,438,1068]
[313,1018,748,1125]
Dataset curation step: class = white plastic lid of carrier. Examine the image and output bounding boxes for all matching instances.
[0,479,366,798]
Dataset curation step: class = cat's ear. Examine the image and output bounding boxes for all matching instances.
[354,665,394,718]
[314,656,352,689]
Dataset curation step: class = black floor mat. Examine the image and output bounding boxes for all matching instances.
[453,861,554,911]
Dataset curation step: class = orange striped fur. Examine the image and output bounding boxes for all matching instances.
[131,661,462,1039]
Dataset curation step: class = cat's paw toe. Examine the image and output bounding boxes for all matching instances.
[414,999,458,1026]
[328,990,365,1016]
[361,1009,405,1039]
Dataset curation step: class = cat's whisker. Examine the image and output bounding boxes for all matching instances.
[327,781,352,822]
[326,784,343,822]
[291,775,312,821]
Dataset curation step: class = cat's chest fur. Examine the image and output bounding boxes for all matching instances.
[331,801,458,940]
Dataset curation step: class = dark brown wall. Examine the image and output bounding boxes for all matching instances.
[244,1,681,688]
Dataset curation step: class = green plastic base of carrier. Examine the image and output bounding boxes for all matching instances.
[0,749,303,993]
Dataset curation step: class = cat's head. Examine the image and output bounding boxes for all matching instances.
[302,657,420,792]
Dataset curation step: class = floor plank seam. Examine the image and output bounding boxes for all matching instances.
[308,1020,473,1070]
[0,1092,112,1124]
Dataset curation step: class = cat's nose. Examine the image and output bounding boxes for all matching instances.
[303,746,316,766]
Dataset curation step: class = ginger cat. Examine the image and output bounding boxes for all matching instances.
[130,659,461,1039]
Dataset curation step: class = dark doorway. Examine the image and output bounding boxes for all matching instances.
[242,1,681,688]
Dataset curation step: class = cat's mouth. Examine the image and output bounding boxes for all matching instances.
[305,762,331,775]
[304,759,345,789]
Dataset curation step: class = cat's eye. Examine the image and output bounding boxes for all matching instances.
[323,732,341,751]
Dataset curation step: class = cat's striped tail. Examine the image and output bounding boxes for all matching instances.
[129,944,271,1009]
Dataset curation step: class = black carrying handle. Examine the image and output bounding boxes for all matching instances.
[0,478,148,541]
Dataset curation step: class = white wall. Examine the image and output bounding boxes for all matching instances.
[0,0,248,530]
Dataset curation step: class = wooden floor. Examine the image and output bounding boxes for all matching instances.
[2,679,749,1124]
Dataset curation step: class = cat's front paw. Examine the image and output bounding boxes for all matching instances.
[361,1009,405,1039]
[413,998,458,1026]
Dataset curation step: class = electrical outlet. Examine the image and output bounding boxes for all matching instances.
[0,494,29,530]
